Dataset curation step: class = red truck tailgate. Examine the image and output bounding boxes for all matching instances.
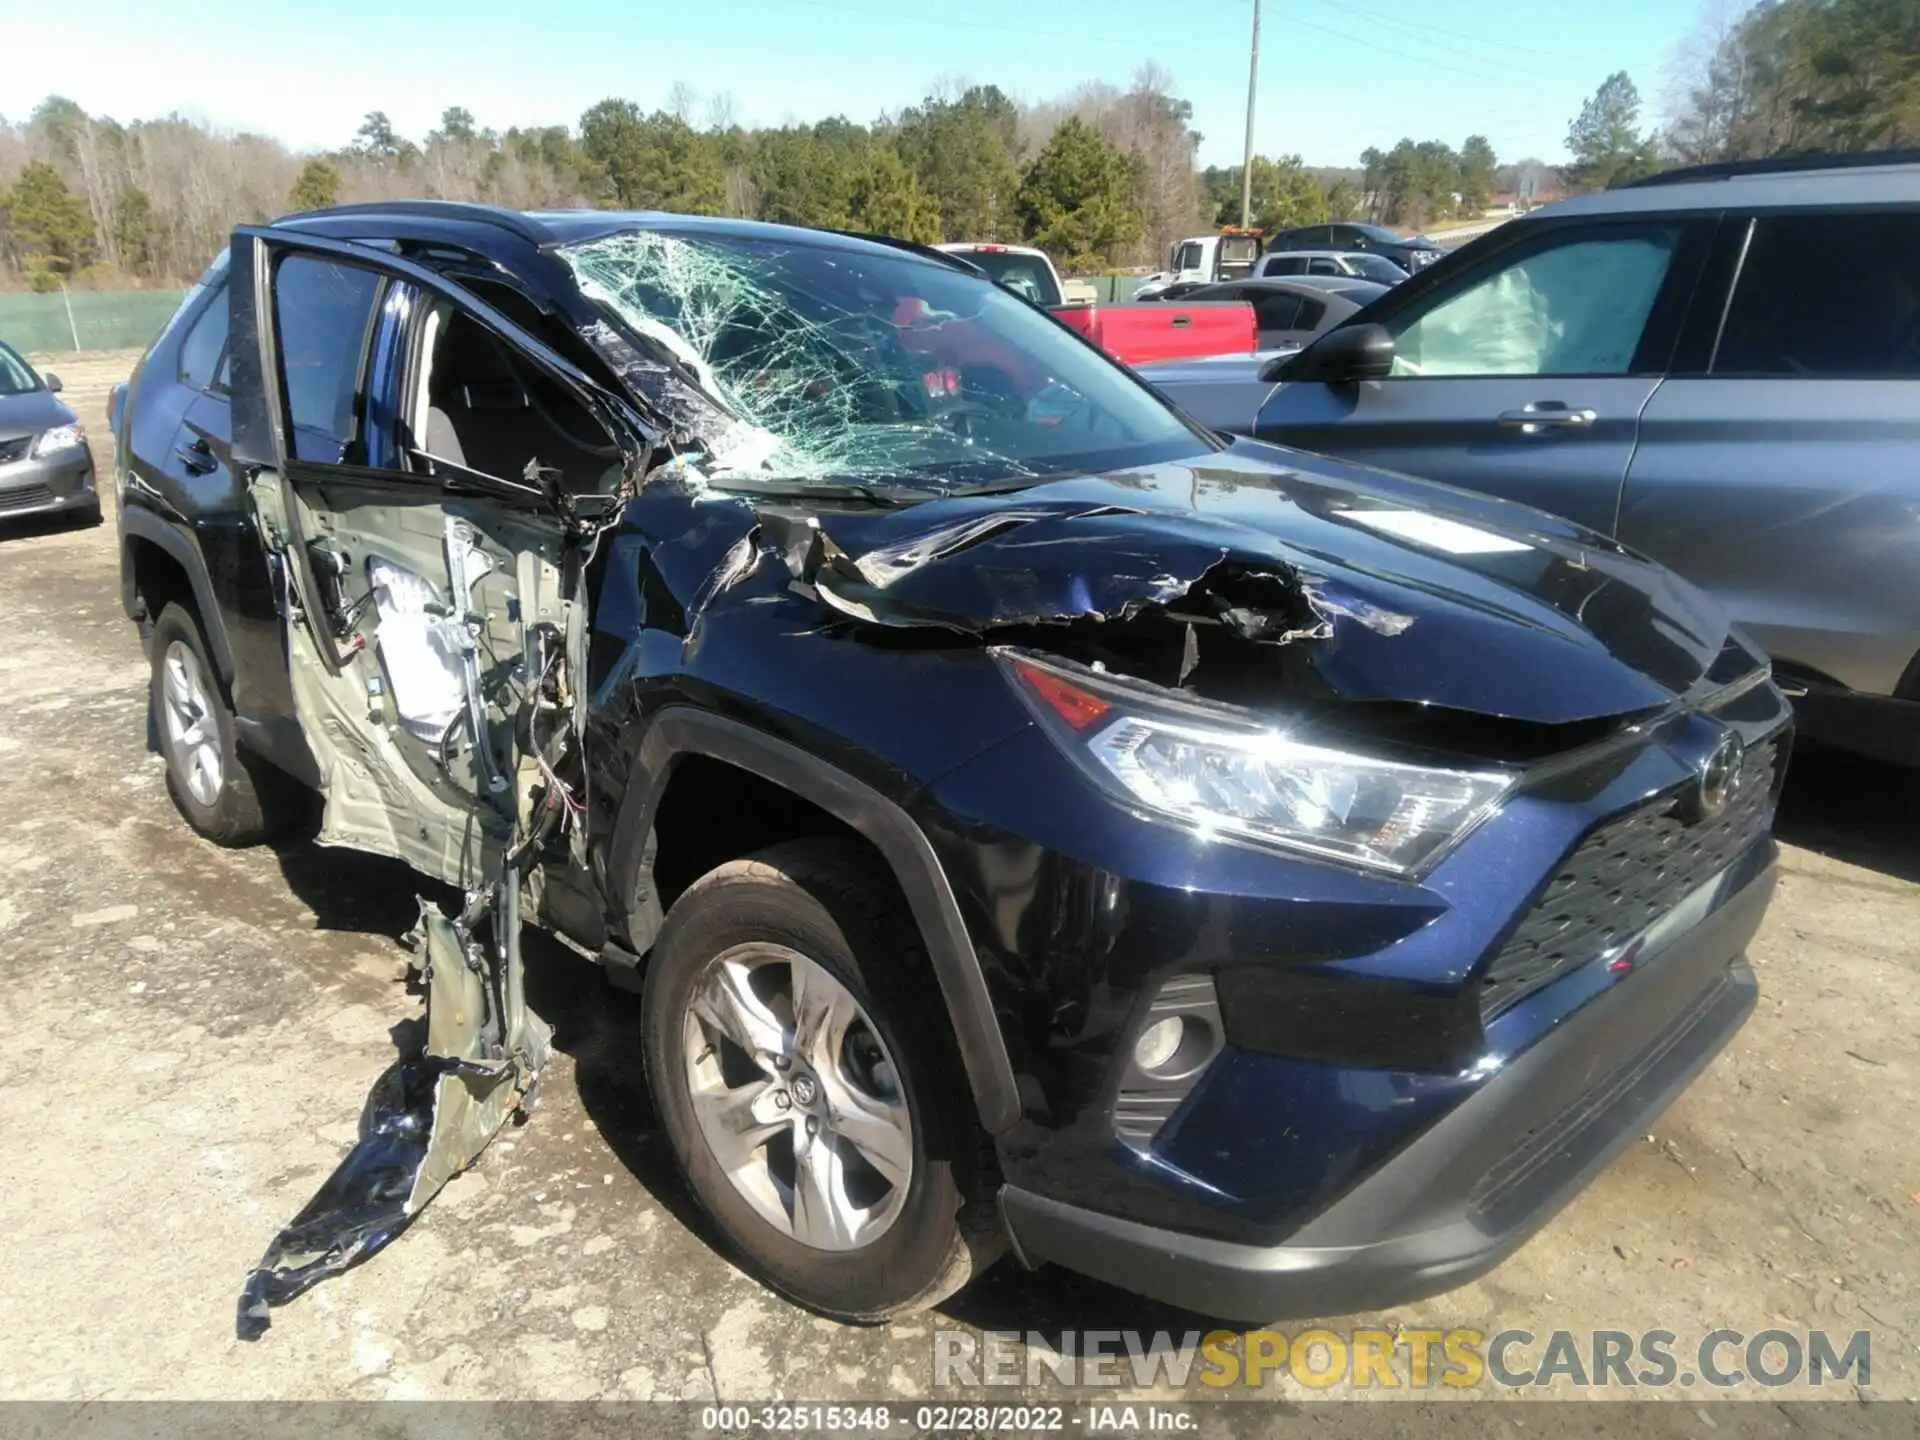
[1051,302,1255,366]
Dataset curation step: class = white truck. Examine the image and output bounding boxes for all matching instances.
[934,243,1095,307]
[1132,230,1264,299]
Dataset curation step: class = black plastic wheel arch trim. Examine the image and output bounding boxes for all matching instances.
[119,505,238,686]
[610,707,1022,1135]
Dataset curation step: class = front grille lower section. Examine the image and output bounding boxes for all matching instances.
[1469,969,1735,1223]
[1477,739,1780,1019]
[0,436,32,464]
[0,484,54,513]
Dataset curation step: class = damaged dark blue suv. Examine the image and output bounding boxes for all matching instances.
[112,202,1789,1331]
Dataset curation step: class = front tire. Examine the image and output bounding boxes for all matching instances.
[148,603,293,846]
[642,838,997,1321]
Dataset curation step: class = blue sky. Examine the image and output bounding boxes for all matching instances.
[4,0,1695,168]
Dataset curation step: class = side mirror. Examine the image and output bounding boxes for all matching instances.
[1261,323,1395,383]
[43,373,63,393]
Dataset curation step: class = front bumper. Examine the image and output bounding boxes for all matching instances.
[1000,855,1771,1321]
[0,443,97,519]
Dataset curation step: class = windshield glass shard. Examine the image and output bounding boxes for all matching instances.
[560,229,1208,497]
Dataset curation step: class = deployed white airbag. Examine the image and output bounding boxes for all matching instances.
[368,556,466,742]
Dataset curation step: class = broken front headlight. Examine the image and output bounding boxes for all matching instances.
[1000,650,1514,877]
[32,422,85,457]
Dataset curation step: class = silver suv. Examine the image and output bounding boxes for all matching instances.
[1148,151,1920,765]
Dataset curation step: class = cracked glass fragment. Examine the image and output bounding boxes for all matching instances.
[560,229,1202,496]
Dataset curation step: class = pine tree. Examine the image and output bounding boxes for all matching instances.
[1015,118,1143,269]
[288,159,342,212]
[4,161,97,289]
[579,102,726,214]
[1565,72,1660,191]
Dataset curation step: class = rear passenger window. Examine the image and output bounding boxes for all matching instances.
[274,257,381,461]
[1251,294,1304,331]
[1714,213,1920,377]
[177,285,229,393]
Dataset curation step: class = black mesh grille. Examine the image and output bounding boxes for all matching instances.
[0,436,31,464]
[0,484,54,513]
[1478,739,1780,1019]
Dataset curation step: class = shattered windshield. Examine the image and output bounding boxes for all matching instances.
[560,229,1206,495]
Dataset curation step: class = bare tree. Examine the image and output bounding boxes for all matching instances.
[1662,0,1757,163]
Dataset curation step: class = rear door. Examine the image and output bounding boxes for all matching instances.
[1619,208,1920,698]
[227,227,644,883]
[1256,215,1715,536]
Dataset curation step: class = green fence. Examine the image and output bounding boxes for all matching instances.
[1075,273,1149,303]
[0,289,187,355]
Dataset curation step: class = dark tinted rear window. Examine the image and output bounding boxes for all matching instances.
[1714,213,1920,377]
[1249,293,1303,330]
[178,285,229,393]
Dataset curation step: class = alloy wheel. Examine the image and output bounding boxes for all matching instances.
[161,639,223,807]
[682,943,913,1250]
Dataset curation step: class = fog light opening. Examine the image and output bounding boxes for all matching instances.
[1132,1014,1217,1080]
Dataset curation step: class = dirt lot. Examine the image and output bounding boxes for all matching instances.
[1,351,1916,1414]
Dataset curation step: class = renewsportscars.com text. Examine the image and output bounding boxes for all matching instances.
[932,1328,1872,1391]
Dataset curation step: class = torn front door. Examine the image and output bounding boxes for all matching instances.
[223,227,644,1336]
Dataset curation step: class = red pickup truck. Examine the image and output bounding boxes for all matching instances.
[1050,301,1255,366]
[935,242,1256,367]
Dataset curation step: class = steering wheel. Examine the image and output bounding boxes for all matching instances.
[935,400,1005,440]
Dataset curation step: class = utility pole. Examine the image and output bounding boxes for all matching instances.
[1239,0,1262,229]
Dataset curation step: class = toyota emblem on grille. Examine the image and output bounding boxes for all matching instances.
[1692,732,1745,821]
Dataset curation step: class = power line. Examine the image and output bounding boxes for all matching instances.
[1282,13,1558,85]
[1318,0,1565,61]
[773,0,1171,52]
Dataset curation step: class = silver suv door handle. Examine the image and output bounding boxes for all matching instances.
[1497,405,1598,434]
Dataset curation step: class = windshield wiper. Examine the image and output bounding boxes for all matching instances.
[704,476,924,507]
[935,476,1048,499]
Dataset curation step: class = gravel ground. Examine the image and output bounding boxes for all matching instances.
[0,351,1914,1419]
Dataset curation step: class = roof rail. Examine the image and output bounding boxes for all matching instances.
[819,228,983,273]
[273,199,554,244]
[1623,148,1920,188]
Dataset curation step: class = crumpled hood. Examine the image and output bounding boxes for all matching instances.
[778,440,1731,726]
